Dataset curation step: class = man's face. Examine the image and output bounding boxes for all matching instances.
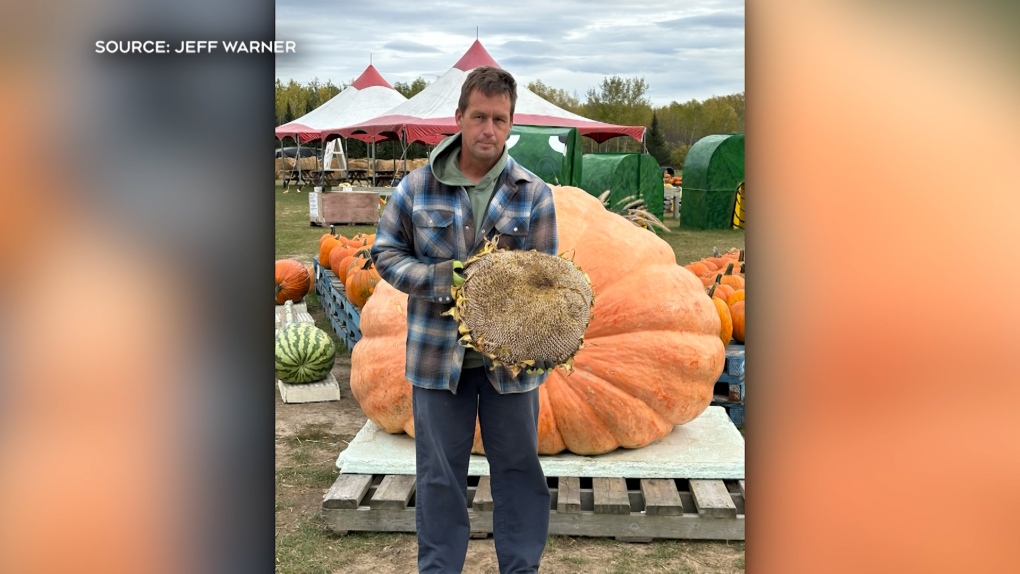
[455,89,513,168]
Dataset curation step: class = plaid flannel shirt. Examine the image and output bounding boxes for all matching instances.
[370,156,558,394]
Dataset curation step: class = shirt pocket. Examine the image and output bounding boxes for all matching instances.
[412,208,457,260]
[492,214,530,251]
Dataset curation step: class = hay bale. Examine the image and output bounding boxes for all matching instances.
[375,159,396,172]
[297,157,320,170]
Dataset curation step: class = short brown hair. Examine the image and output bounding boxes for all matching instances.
[458,66,517,118]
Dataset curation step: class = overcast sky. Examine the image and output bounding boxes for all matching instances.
[274,0,744,108]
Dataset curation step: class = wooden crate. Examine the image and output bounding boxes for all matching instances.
[310,191,380,226]
[322,473,744,542]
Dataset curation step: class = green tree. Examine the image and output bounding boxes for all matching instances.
[527,79,582,114]
[583,76,652,152]
[670,144,691,169]
[393,77,430,99]
[274,78,286,124]
[284,100,294,123]
[645,112,669,166]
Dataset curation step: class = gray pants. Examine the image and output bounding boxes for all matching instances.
[412,368,550,574]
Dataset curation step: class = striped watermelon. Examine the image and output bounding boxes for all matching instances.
[275,323,336,383]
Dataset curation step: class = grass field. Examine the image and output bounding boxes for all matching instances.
[275,183,745,266]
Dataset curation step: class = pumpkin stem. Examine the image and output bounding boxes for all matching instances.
[275,283,282,297]
[708,284,718,298]
[713,246,720,258]
[714,274,722,285]
[738,249,744,262]
[724,262,735,275]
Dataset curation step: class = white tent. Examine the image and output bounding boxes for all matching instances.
[275,65,407,183]
[332,41,645,146]
[275,64,407,144]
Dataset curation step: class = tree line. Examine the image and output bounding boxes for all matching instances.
[275,76,743,168]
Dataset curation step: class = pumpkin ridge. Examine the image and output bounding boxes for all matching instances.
[583,270,716,338]
[575,331,722,423]
[536,382,566,454]
[561,369,674,449]
[545,371,619,454]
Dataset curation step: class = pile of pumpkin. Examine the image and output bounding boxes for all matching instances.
[664,174,683,187]
[317,227,381,309]
[684,248,745,345]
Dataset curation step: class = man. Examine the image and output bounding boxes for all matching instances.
[371,66,557,574]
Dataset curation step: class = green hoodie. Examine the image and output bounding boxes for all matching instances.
[428,133,509,370]
[429,132,508,244]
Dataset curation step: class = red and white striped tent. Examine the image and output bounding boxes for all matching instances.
[329,40,645,146]
[274,64,407,144]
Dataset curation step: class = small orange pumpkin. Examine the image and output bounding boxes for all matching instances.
[319,224,340,247]
[338,247,372,283]
[275,259,310,304]
[727,289,744,307]
[730,300,745,343]
[708,281,735,304]
[319,235,343,268]
[685,262,710,276]
[719,263,745,290]
[712,296,733,346]
[345,258,381,309]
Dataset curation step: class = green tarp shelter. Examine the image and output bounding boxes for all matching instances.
[680,133,744,229]
[580,153,664,221]
[506,125,583,187]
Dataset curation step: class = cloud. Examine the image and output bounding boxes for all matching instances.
[274,0,744,106]
[381,40,443,53]
[658,12,745,29]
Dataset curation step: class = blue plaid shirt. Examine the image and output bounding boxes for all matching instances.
[370,156,559,394]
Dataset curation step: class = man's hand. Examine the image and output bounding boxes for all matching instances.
[452,260,466,288]
[526,359,557,374]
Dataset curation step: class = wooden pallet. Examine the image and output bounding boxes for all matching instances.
[714,343,745,427]
[722,342,744,378]
[312,258,363,350]
[322,473,744,542]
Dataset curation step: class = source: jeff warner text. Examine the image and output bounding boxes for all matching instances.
[95,40,297,54]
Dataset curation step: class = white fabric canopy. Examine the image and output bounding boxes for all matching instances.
[275,65,407,143]
[333,41,645,145]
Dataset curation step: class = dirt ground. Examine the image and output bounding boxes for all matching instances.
[275,355,745,574]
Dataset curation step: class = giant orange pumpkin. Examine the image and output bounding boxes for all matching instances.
[349,186,725,455]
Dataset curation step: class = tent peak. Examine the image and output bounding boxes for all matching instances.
[452,39,501,72]
[352,65,393,90]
